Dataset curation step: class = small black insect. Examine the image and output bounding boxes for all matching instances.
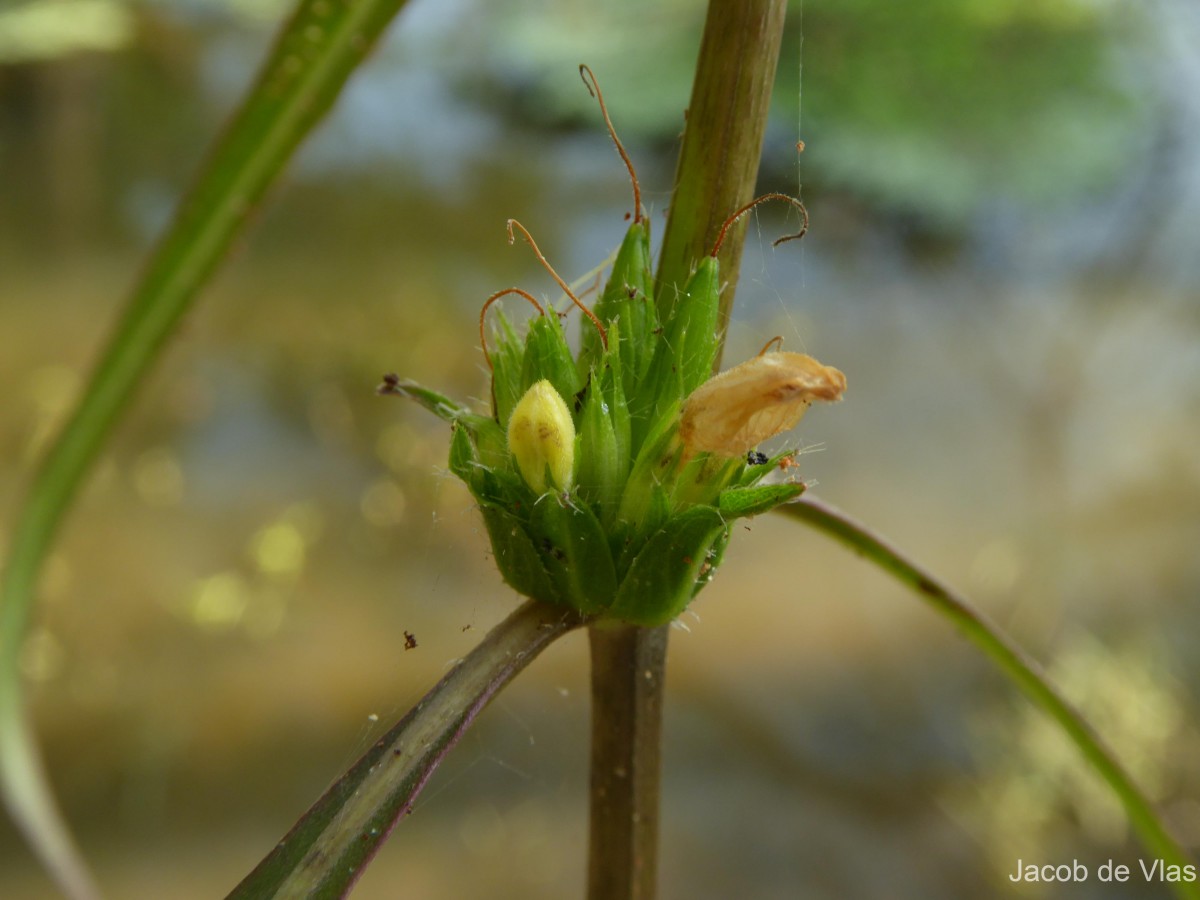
[746,450,769,466]
[403,630,418,650]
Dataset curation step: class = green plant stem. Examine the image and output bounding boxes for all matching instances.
[587,624,669,900]
[0,0,413,895]
[779,496,1200,900]
[586,3,788,899]
[654,0,789,334]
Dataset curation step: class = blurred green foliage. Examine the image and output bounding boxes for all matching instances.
[0,0,1152,252]
[0,0,134,64]
[462,0,1146,222]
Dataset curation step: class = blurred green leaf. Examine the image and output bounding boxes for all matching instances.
[0,0,414,894]
[463,0,1145,222]
[779,495,1200,900]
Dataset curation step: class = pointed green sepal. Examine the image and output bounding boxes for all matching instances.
[627,257,719,450]
[448,421,524,509]
[671,453,740,510]
[617,403,681,532]
[576,374,624,523]
[628,340,683,456]
[584,220,658,397]
[671,256,721,396]
[598,326,632,490]
[478,504,558,604]
[693,527,730,597]
[488,311,527,427]
[457,413,509,471]
[606,505,728,626]
[522,312,582,412]
[718,482,806,519]
[386,380,468,423]
[448,420,477,484]
[534,498,617,615]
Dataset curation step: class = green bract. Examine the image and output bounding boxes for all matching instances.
[387,210,811,626]
[375,69,838,625]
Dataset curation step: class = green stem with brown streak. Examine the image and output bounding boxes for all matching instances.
[586,3,788,898]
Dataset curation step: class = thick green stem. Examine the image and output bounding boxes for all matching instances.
[586,3,788,898]
[587,624,669,900]
[655,0,789,339]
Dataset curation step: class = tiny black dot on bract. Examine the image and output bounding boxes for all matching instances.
[747,450,768,466]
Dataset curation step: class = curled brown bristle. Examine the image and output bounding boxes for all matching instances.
[757,335,784,356]
[711,192,810,257]
[579,64,642,224]
[506,219,608,349]
[479,287,545,370]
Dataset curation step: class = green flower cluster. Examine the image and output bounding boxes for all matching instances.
[384,210,822,626]
[383,66,843,625]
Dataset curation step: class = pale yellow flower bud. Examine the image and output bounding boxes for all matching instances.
[507,380,576,493]
[679,351,846,459]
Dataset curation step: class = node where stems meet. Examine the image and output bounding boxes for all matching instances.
[506,218,608,349]
[710,192,809,257]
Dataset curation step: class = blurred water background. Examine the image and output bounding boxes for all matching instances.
[2,0,1199,897]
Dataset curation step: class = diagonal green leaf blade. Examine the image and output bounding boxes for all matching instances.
[0,0,414,895]
[226,599,583,899]
[778,495,1200,900]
